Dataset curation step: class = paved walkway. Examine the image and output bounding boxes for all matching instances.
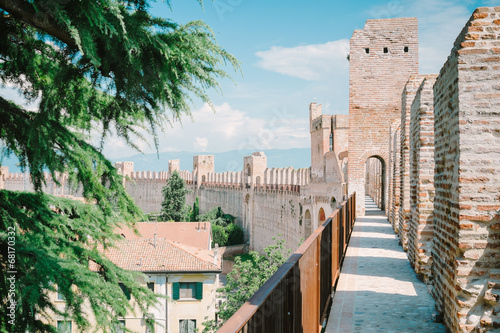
[325,197,446,333]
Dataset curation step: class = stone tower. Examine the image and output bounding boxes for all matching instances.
[193,155,214,185]
[0,166,8,190]
[348,17,419,214]
[309,102,330,182]
[309,103,349,184]
[168,159,180,175]
[115,161,134,177]
[243,152,267,186]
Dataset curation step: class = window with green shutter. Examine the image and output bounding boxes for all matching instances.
[195,282,203,300]
[172,282,180,300]
[174,282,203,300]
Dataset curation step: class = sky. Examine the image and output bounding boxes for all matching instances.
[1,0,496,159]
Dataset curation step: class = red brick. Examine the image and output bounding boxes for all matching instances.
[477,205,500,211]
[473,13,489,19]
[459,215,491,222]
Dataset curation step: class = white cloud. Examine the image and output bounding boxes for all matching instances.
[0,87,39,111]
[101,102,310,158]
[255,40,350,81]
[194,137,208,151]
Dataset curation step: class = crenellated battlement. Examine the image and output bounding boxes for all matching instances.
[115,152,311,189]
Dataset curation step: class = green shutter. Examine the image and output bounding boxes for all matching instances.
[119,283,131,300]
[195,282,203,300]
[172,282,180,300]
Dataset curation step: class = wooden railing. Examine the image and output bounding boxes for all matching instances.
[218,193,356,333]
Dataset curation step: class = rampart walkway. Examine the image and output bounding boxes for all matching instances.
[325,197,446,332]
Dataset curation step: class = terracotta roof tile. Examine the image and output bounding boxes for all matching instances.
[117,222,212,250]
[97,238,221,273]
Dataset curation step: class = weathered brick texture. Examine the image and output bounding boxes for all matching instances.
[432,7,500,332]
[399,75,427,250]
[407,75,438,283]
[388,121,401,232]
[348,18,419,215]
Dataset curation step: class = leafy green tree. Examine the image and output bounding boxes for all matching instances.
[199,206,235,227]
[0,0,238,332]
[203,238,291,332]
[225,223,244,246]
[160,170,191,222]
[211,224,228,248]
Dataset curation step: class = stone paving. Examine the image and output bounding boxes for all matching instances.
[325,197,446,333]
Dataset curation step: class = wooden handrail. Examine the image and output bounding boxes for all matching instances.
[218,193,356,333]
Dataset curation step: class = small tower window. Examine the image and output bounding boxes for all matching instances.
[329,133,334,152]
[383,47,388,54]
[404,46,409,53]
[365,48,370,54]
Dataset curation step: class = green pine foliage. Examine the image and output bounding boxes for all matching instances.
[159,170,191,222]
[189,196,200,222]
[225,223,244,246]
[0,0,239,332]
[0,190,157,332]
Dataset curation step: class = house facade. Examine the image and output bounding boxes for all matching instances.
[49,222,221,333]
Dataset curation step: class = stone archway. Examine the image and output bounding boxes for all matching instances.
[365,155,386,210]
[330,197,337,210]
[245,163,251,188]
[318,207,326,225]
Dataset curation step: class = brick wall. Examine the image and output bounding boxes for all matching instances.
[388,120,401,232]
[399,75,427,250]
[348,17,419,215]
[407,75,438,283]
[432,7,500,332]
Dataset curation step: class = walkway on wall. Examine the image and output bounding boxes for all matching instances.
[325,196,446,333]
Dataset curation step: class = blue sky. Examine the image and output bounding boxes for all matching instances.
[2,0,495,159]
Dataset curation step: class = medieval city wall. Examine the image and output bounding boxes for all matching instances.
[384,8,500,332]
[0,169,84,199]
[431,8,500,332]
[115,159,343,253]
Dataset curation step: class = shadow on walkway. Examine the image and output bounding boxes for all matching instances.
[325,196,446,333]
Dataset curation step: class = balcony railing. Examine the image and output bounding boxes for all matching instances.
[218,193,356,333]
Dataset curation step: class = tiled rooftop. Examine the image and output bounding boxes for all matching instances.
[96,237,221,273]
[117,221,212,250]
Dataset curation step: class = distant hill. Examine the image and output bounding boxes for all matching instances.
[2,149,311,173]
[112,148,311,173]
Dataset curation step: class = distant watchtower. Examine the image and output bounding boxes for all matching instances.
[193,155,214,186]
[115,161,134,177]
[347,18,419,214]
[309,103,349,183]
